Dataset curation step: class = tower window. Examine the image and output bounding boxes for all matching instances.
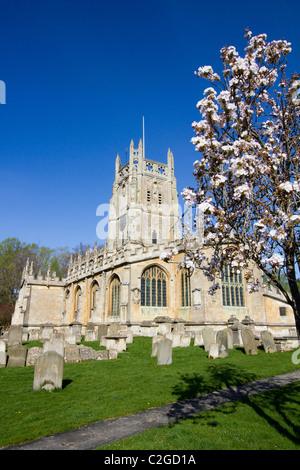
[158,193,162,205]
[147,190,151,203]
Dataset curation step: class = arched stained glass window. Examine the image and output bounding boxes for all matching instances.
[181,268,191,307]
[110,276,120,318]
[221,264,245,307]
[141,266,167,307]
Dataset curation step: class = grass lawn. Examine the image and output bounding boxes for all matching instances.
[0,336,299,448]
[97,382,300,450]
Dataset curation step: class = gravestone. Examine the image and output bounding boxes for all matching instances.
[166,332,181,348]
[64,344,80,363]
[26,347,43,366]
[194,332,203,347]
[261,330,277,353]
[85,323,96,341]
[43,332,64,357]
[157,338,172,365]
[208,343,219,359]
[7,325,23,347]
[71,324,82,342]
[125,329,133,344]
[223,328,233,349]
[0,340,6,367]
[108,322,121,335]
[241,328,258,355]
[151,335,164,357]
[157,322,172,336]
[33,351,64,391]
[216,329,229,355]
[180,335,191,347]
[28,329,40,341]
[7,345,27,367]
[202,328,215,351]
[41,325,54,342]
[97,324,109,340]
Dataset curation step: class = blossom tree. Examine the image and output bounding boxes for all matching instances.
[182,30,300,335]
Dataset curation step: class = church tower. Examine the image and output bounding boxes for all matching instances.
[106,138,181,251]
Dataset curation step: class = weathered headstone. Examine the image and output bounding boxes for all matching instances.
[202,328,215,351]
[85,323,96,341]
[43,332,64,358]
[216,329,229,355]
[208,343,219,359]
[108,322,121,335]
[7,345,27,367]
[151,335,164,357]
[26,347,43,366]
[261,330,277,353]
[0,340,6,367]
[97,324,109,340]
[157,338,172,365]
[41,325,54,341]
[241,328,258,355]
[180,335,191,347]
[223,328,233,349]
[7,325,23,347]
[166,332,181,348]
[33,351,64,391]
[157,322,172,336]
[194,332,203,347]
[64,344,80,363]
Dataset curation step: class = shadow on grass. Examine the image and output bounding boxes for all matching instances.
[168,362,300,446]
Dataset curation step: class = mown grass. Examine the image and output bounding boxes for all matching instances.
[0,337,299,448]
[98,382,300,450]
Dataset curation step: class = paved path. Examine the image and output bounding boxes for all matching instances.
[3,369,300,451]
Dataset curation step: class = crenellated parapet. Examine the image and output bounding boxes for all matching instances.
[66,242,105,283]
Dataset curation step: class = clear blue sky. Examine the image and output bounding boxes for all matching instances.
[0,0,299,251]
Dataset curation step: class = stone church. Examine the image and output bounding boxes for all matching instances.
[11,137,297,342]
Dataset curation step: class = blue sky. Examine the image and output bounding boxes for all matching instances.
[0,0,299,251]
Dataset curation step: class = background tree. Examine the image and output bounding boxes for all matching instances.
[0,238,72,306]
[181,30,300,335]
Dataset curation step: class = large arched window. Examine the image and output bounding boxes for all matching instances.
[141,266,167,307]
[90,280,99,311]
[221,264,245,307]
[74,286,82,321]
[110,275,120,318]
[180,268,191,307]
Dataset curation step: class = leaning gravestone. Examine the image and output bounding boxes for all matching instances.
[0,340,6,367]
[157,338,172,365]
[7,345,27,367]
[241,328,258,355]
[261,330,277,353]
[202,328,215,351]
[33,351,64,391]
